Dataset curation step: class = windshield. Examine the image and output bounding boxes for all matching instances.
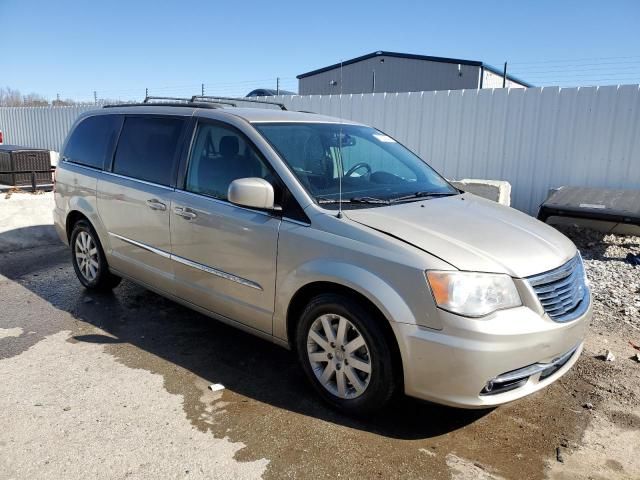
[255,123,458,208]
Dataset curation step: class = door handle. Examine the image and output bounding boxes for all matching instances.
[146,199,167,211]
[173,206,197,220]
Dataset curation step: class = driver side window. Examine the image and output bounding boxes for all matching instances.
[185,122,273,201]
[339,136,417,181]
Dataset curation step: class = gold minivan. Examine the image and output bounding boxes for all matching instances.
[54,101,591,413]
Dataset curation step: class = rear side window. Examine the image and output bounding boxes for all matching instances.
[113,116,185,186]
[64,115,121,170]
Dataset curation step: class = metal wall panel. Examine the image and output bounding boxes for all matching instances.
[272,86,640,214]
[1,86,639,215]
[0,105,97,152]
[299,56,480,95]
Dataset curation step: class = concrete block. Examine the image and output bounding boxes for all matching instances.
[450,179,511,206]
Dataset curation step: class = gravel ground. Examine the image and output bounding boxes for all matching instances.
[559,226,640,331]
[546,225,640,478]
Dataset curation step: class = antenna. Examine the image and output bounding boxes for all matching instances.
[337,59,344,219]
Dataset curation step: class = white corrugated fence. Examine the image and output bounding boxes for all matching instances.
[1,85,639,214]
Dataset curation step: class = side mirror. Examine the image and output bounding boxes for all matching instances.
[228,178,276,210]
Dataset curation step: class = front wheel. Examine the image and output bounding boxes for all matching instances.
[70,220,121,291]
[295,293,398,414]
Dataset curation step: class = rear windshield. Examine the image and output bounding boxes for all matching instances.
[255,123,457,208]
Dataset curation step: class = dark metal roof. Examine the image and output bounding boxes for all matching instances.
[297,50,533,87]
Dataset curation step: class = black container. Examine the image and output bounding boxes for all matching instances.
[0,145,52,186]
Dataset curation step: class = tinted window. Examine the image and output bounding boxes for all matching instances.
[113,116,185,186]
[64,115,121,169]
[185,122,275,201]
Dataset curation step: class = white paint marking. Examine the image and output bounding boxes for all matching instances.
[0,327,23,339]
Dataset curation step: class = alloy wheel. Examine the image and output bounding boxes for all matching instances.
[306,314,372,399]
[74,231,99,282]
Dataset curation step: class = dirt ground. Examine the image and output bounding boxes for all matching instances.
[0,226,639,479]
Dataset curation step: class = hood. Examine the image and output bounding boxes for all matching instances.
[345,194,576,278]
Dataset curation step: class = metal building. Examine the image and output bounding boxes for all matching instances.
[297,51,531,95]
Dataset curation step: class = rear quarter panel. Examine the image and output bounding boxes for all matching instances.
[54,162,105,246]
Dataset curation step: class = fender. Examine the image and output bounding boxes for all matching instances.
[67,191,110,252]
[273,259,419,342]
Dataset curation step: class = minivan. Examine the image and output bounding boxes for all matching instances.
[54,101,591,414]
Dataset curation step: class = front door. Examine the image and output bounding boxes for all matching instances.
[170,120,280,334]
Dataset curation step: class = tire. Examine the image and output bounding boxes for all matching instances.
[70,219,121,291]
[295,292,398,415]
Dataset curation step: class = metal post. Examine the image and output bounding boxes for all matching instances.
[276,77,280,95]
[201,83,205,96]
[372,70,376,92]
[31,172,36,193]
[502,62,507,88]
[145,87,148,100]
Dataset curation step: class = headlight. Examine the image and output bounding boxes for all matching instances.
[426,271,521,317]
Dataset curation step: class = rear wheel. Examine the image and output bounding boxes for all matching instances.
[296,293,397,414]
[70,220,121,290]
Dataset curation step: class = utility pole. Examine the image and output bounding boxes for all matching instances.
[201,83,205,96]
[94,91,97,105]
[502,62,508,88]
[276,77,280,95]
[56,93,60,103]
[145,87,148,100]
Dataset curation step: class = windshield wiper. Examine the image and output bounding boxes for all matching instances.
[350,196,391,204]
[317,196,390,205]
[389,191,458,203]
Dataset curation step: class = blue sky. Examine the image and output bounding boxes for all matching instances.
[1,0,639,102]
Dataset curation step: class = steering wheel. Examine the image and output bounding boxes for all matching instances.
[344,162,372,178]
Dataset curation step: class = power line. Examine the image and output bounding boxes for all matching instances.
[515,71,640,80]
[510,54,640,65]
[512,62,640,73]
[530,78,640,85]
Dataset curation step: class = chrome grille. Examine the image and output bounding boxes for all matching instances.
[526,255,589,322]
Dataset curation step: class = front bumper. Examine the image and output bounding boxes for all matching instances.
[391,298,591,408]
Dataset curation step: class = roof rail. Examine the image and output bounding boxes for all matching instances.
[103,95,287,111]
[145,95,237,107]
[103,102,222,109]
[191,95,287,111]
[103,97,223,109]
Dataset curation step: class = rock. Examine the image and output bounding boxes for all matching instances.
[605,350,616,362]
[583,402,594,410]
[633,353,640,363]
[208,383,225,392]
[556,447,564,463]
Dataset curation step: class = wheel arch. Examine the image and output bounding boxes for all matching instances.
[64,196,109,251]
[65,210,90,241]
[285,280,405,388]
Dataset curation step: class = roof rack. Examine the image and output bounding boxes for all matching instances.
[191,95,287,111]
[103,94,288,111]
[146,95,238,107]
[103,96,223,109]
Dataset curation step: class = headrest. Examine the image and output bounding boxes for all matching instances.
[220,136,239,157]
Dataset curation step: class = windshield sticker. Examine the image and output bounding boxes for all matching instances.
[373,134,396,143]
